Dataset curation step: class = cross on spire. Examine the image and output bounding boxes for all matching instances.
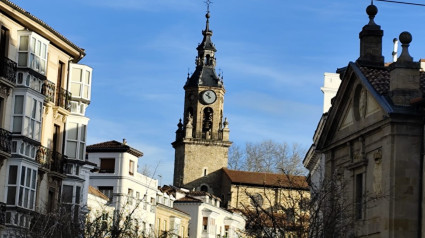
[205,0,213,13]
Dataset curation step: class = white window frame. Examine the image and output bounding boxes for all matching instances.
[69,63,92,101]
[17,31,49,75]
[6,162,37,210]
[65,122,87,160]
[12,93,42,141]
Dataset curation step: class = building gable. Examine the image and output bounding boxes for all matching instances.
[318,63,390,150]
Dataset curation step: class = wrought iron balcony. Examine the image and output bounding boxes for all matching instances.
[0,202,5,226]
[0,57,17,84]
[41,80,55,103]
[0,128,11,154]
[36,145,66,174]
[56,87,71,110]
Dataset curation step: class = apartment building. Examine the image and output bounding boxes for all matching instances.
[87,140,158,236]
[0,0,93,236]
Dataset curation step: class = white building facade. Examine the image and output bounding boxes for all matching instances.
[173,191,245,238]
[87,140,159,236]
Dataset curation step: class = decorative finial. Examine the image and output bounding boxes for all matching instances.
[223,117,229,128]
[177,118,183,130]
[397,31,413,62]
[366,4,378,25]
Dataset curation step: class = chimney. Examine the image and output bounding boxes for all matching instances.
[392,38,398,62]
[123,138,127,145]
[357,4,384,67]
[389,31,421,106]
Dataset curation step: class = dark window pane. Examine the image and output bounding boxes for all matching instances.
[62,185,73,203]
[100,158,115,173]
[8,166,18,184]
[7,187,16,205]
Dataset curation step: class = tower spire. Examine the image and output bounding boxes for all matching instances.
[185,3,222,88]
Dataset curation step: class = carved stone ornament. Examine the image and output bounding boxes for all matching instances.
[374,149,382,163]
[0,83,10,98]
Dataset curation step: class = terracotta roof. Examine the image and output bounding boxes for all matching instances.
[0,0,85,59]
[175,196,202,203]
[358,63,425,95]
[86,140,143,157]
[88,186,109,201]
[222,168,308,190]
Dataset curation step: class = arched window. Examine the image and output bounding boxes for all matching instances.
[202,107,213,133]
[200,185,208,192]
[205,54,210,65]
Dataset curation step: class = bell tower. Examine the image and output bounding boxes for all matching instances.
[172,10,232,196]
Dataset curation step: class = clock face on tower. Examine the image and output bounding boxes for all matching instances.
[200,90,217,105]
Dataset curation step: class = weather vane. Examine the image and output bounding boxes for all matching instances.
[205,0,213,13]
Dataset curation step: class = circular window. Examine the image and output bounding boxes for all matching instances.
[250,193,263,206]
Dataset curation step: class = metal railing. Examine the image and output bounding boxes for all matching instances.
[0,57,17,84]
[41,80,56,103]
[56,87,71,110]
[0,128,11,154]
[0,202,5,226]
[36,145,67,173]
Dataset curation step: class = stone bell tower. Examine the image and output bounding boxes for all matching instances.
[172,10,232,196]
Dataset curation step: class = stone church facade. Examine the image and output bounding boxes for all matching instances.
[306,4,425,237]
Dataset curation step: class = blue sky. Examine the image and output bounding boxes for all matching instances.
[11,0,425,184]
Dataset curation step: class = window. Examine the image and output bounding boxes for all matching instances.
[66,122,86,160]
[128,189,134,205]
[69,63,92,101]
[12,95,23,133]
[12,95,42,140]
[100,158,115,173]
[203,217,208,231]
[1,26,9,57]
[136,191,140,200]
[26,98,42,140]
[61,185,82,221]
[355,173,364,220]
[129,160,134,175]
[250,193,264,206]
[99,186,113,201]
[285,208,295,223]
[201,185,208,192]
[62,185,73,203]
[17,31,48,75]
[6,165,37,210]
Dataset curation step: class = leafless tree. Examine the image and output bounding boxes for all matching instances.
[237,169,389,238]
[228,140,306,175]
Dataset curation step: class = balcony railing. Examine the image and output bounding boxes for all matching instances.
[0,128,11,154]
[41,80,56,103]
[0,202,5,226]
[36,145,66,174]
[56,87,71,110]
[0,57,17,84]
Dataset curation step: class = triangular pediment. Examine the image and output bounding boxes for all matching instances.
[317,62,390,149]
[339,99,354,130]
